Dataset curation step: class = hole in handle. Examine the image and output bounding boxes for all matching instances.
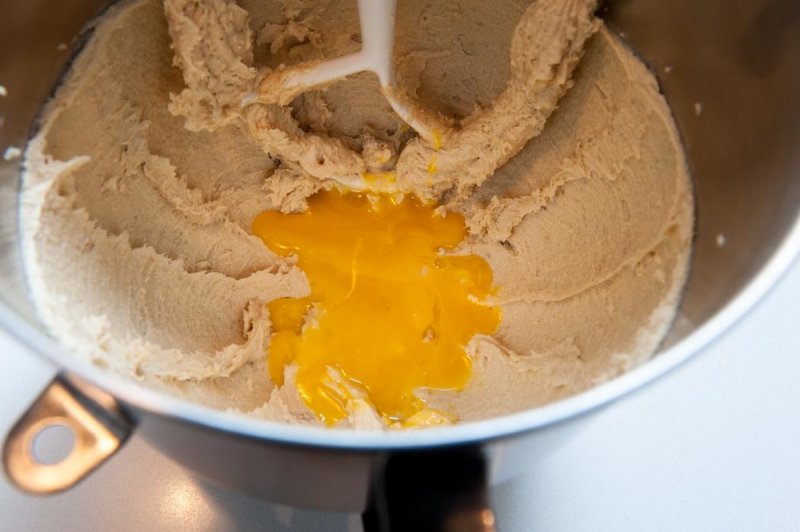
[31,422,76,466]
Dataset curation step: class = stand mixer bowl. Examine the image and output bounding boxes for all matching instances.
[0,0,798,521]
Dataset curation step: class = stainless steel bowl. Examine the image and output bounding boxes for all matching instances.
[1,0,798,527]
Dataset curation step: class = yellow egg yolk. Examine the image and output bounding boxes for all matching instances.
[252,190,500,426]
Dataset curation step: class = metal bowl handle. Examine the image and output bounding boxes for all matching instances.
[2,374,133,494]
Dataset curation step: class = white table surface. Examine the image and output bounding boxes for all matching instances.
[2,257,799,532]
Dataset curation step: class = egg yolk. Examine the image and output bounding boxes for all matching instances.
[252,189,500,426]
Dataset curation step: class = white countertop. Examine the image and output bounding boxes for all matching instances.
[2,257,799,531]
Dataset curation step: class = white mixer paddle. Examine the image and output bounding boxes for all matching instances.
[252,0,450,147]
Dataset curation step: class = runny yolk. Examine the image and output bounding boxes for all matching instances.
[252,189,501,426]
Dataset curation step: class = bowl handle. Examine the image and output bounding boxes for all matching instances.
[2,374,133,494]
[362,446,497,531]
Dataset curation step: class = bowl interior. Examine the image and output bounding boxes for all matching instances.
[1,0,799,420]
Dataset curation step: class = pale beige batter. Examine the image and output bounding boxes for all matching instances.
[21,0,693,429]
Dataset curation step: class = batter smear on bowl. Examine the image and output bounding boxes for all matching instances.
[20,0,694,429]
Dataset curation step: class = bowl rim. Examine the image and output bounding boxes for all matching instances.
[2,202,800,450]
